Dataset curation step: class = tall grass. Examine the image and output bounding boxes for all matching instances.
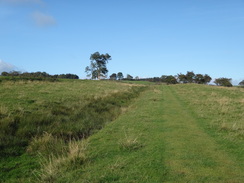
[172,84,244,140]
[35,139,88,183]
[0,79,146,182]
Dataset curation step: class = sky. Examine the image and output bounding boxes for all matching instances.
[0,0,244,84]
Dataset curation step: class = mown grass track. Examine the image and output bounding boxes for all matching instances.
[162,85,244,182]
[64,84,244,183]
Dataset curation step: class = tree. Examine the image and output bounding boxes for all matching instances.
[117,72,124,80]
[214,78,232,87]
[239,80,244,86]
[161,75,167,83]
[194,74,204,84]
[1,71,9,76]
[177,73,187,83]
[85,52,111,80]
[165,75,178,84]
[186,71,195,83]
[126,74,133,80]
[203,74,212,84]
[109,73,117,80]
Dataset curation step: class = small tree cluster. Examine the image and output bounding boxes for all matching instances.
[177,71,212,84]
[161,75,178,84]
[54,73,79,79]
[109,72,124,80]
[214,78,233,87]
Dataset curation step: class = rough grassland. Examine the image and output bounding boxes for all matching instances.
[53,84,244,182]
[0,80,145,182]
[1,81,244,182]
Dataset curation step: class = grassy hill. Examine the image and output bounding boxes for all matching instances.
[0,80,244,182]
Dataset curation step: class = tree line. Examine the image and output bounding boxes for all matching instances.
[85,52,244,87]
[1,71,79,81]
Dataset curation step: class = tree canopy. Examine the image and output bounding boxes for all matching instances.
[85,52,111,80]
[117,72,124,80]
[238,80,244,86]
[214,78,233,87]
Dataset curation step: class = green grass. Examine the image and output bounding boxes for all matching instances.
[54,84,244,182]
[0,79,146,182]
[1,81,244,182]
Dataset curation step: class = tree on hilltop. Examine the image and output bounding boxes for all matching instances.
[117,72,124,80]
[126,74,133,80]
[186,71,195,83]
[177,73,187,83]
[239,80,244,86]
[194,74,212,84]
[214,78,232,87]
[203,74,212,84]
[85,52,111,80]
[109,73,117,80]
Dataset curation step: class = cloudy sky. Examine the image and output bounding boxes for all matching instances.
[0,0,244,83]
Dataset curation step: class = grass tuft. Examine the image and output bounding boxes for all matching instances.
[119,131,143,151]
[35,139,88,182]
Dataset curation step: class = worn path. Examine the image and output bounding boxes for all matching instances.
[161,85,243,182]
[68,85,244,182]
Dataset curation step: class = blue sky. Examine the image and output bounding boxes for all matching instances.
[0,0,244,84]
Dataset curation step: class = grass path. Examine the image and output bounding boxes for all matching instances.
[63,85,244,182]
[162,86,243,182]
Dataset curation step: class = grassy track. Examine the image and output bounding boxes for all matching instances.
[162,86,243,182]
[63,84,244,182]
[54,85,168,182]
[1,81,243,182]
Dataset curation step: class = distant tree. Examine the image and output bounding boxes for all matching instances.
[58,73,79,79]
[161,75,167,83]
[177,73,187,83]
[1,71,9,76]
[214,78,232,87]
[135,76,139,80]
[152,77,160,82]
[165,75,178,84]
[9,71,21,76]
[239,80,244,86]
[117,72,124,80]
[109,73,117,80]
[126,74,133,80]
[203,74,212,84]
[194,74,204,84]
[85,52,111,80]
[186,71,195,83]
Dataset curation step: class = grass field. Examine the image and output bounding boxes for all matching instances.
[0,79,146,182]
[1,80,244,182]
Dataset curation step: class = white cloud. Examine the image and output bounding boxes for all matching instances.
[0,59,18,73]
[32,11,56,27]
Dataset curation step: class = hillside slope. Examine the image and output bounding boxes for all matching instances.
[55,84,244,182]
[1,81,243,182]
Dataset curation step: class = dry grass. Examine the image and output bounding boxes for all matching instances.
[36,139,88,182]
[172,84,244,139]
